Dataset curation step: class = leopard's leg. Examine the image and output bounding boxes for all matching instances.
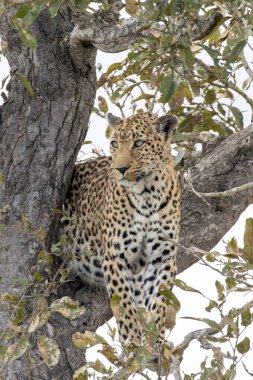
[103,250,143,354]
[142,242,177,351]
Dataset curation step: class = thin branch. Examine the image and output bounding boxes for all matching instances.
[186,170,213,207]
[172,299,253,357]
[196,58,253,110]
[164,237,253,287]
[189,175,253,199]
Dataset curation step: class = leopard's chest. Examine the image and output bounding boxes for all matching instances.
[105,198,165,269]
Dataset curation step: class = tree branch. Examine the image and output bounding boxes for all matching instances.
[178,125,253,273]
[69,6,224,53]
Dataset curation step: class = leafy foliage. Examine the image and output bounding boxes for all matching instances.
[96,0,253,156]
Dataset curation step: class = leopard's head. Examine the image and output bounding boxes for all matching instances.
[108,112,178,185]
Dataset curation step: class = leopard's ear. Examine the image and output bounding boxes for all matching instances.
[107,113,122,127]
[154,115,178,140]
[106,113,123,138]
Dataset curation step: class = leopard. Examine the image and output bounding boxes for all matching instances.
[64,112,180,357]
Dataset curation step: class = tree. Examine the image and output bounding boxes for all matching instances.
[0,1,253,379]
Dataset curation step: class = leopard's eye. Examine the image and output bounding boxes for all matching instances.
[110,140,118,149]
[134,140,145,148]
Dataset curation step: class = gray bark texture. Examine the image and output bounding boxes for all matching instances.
[0,7,100,380]
[0,4,253,380]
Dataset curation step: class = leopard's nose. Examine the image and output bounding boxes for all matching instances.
[116,167,128,175]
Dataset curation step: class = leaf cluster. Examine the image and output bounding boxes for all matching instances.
[97,0,253,157]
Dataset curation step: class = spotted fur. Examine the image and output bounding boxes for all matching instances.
[64,112,180,352]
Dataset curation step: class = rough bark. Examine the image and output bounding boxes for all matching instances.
[0,4,253,380]
[178,125,253,272]
[0,7,99,380]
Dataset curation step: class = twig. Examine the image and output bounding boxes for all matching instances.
[186,170,213,207]
[196,58,253,110]
[164,237,253,287]
[172,298,253,356]
[189,177,253,199]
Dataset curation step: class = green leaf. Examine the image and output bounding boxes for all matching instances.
[225,277,237,290]
[174,278,205,297]
[98,96,108,113]
[132,93,153,102]
[215,280,225,301]
[224,368,236,380]
[73,366,89,380]
[34,272,42,281]
[28,310,52,333]
[217,102,226,116]
[228,40,246,63]
[125,0,139,15]
[160,75,181,103]
[88,359,110,374]
[15,4,31,19]
[202,45,220,66]
[0,292,24,306]
[74,0,90,12]
[13,306,27,325]
[37,336,60,367]
[241,304,252,327]
[183,47,194,69]
[15,3,43,27]
[181,316,221,331]
[105,62,122,77]
[242,218,253,264]
[15,73,34,96]
[110,88,122,102]
[244,218,253,247]
[226,237,239,255]
[48,0,65,17]
[205,89,216,104]
[98,345,121,365]
[159,286,181,312]
[206,335,227,343]
[205,300,218,312]
[230,106,243,129]
[237,337,250,354]
[50,296,85,319]
[72,331,98,349]
[205,253,216,262]
[1,338,29,364]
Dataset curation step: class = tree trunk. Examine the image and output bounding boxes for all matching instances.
[1,6,253,380]
[0,7,101,379]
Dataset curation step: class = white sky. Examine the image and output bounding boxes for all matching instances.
[1,44,253,379]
